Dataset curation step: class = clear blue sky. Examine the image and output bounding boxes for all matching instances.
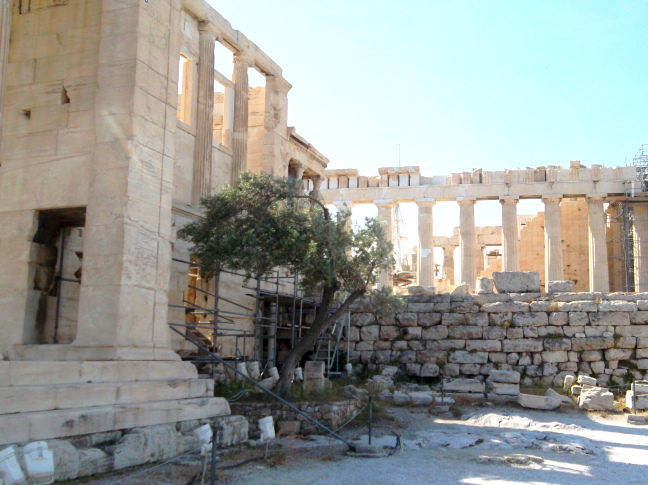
[211,1,647,248]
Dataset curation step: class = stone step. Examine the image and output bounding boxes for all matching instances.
[0,378,214,415]
[0,361,198,387]
[0,397,230,446]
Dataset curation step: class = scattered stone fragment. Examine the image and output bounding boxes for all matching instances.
[517,393,561,410]
[578,387,614,411]
[548,281,573,293]
[627,415,648,425]
[476,277,494,295]
[577,375,597,386]
[492,271,541,293]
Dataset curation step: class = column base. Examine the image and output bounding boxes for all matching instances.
[15,344,180,361]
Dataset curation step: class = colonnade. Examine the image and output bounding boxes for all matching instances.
[334,195,628,293]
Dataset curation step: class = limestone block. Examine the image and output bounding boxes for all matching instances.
[637,349,648,359]
[517,393,561,410]
[450,301,480,313]
[490,370,521,383]
[448,351,488,364]
[604,348,634,361]
[77,449,112,478]
[563,374,576,391]
[407,286,436,295]
[393,392,411,406]
[466,340,501,352]
[374,350,392,364]
[578,388,614,411]
[483,327,506,340]
[427,340,465,350]
[584,326,608,337]
[421,326,449,340]
[542,351,568,363]
[530,301,552,312]
[628,414,648,424]
[401,327,422,340]
[356,341,374,351]
[638,300,648,311]
[513,312,548,326]
[418,312,441,327]
[460,364,482,375]
[507,353,520,365]
[444,379,485,393]
[489,312,513,325]
[548,281,573,293]
[443,363,460,377]
[408,392,433,406]
[568,312,589,325]
[360,325,380,341]
[543,338,571,351]
[636,359,648,370]
[571,336,614,351]
[346,327,360,341]
[590,312,630,326]
[451,283,470,295]
[545,388,572,405]
[488,352,508,363]
[441,313,467,325]
[492,271,540,293]
[465,313,489,326]
[481,302,530,313]
[598,301,637,312]
[476,277,494,294]
[448,326,483,339]
[591,362,606,374]
[380,326,399,340]
[393,341,408,350]
[396,350,417,363]
[630,312,648,324]
[638,337,648,348]
[581,350,603,362]
[549,312,568,326]
[502,339,543,353]
[577,375,598,386]
[507,328,524,339]
[518,354,532,366]
[396,313,418,327]
[491,382,519,395]
[523,327,539,338]
[376,340,392,350]
[615,326,648,338]
[560,301,598,312]
[351,313,374,326]
[420,364,439,377]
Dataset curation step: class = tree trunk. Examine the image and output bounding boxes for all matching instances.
[274,286,364,397]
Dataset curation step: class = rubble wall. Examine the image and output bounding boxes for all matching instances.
[346,293,648,386]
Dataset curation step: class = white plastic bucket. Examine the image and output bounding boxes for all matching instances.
[268,367,279,380]
[0,446,26,485]
[294,367,303,381]
[193,424,212,444]
[345,363,353,375]
[235,362,249,380]
[258,416,275,443]
[247,361,261,380]
[22,442,53,485]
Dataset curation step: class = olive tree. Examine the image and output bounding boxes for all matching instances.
[178,172,397,397]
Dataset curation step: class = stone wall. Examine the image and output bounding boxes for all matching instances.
[231,398,361,438]
[346,293,648,386]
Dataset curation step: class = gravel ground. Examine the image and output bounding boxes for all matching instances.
[72,405,648,485]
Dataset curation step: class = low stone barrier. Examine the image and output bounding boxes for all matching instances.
[346,293,648,386]
[231,398,361,437]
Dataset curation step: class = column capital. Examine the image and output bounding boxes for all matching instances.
[333,200,354,209]
[440,244,456,252]
[374,199,394,208]
[499,196,519,205]
[586,194,607,202]
[457,197,476,206]
[234,51,255,67]
[542,196,563,204]
[415,198,436,207]
[266,75,292,94]
[198,21,220,39]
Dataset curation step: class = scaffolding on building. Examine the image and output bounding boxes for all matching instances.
[168,259,350,380]
[633,144,648,192]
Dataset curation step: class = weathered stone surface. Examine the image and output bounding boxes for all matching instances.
[420,364,440,377]
[466,340,501,352]
[638,300,648,311]
[380,326,400,340]
[405,363,422,376]
[407,286,436,295]
[401,327,422,340]
[396,313,418,327]
[476,277,494,295]
[351,313,375,327]
[418,312,442,327]
[548,312,568,326]
[465,313,489,326]
[578,387,614,411]
[481,301,530,313]
[492,272,540,293]
[448,351,488,364]
[631,312,648,324]
[421,326,449,340]
[559,301,598,312]
[568,312,589,325]
[483,327,506,340]
[590,312,630,326]
[444,378,485,393]
[517,393,561,410]
[580,350,602,362]
[441,313,467,325]
[448,326,483,339]
[491,382,520,396]
[541,351,568,363]
[577,375,598,386]
[545,388,572,405]
[543,338,571,351]
[490,370,520,383]
[502,339,543,353]
[604,348,634,361]
[548,281,573,293]
[408,392,434,406]
[360,325,379,341]
[571,336,614,351]
[562,374,576,391]
[513,312,548,326]
[626,391,648,410]
[598,301,637,312]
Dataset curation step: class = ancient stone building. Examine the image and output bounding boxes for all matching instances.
[0,0,328,458]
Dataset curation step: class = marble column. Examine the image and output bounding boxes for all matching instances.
[458,198,476,289]
[0,0,11,153]
[475,244,486,276]
[587,196,610,292]
[500,197,519,271]
[634,204,648,292]
[309,176,323,203]
[543,197,564,290]
[231,51,254,184]
[263,76,291,174]
[375,200,395,289]
[441,245,456,284]
[291,163,305,194]
[192,26,216,204]
[415,199,435,287]
[605,203,625,292]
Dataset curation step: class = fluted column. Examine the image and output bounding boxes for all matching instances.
[0,0,11,154]
[500,197,519,271]
[231,51,254,184]
[442,245,456,284]
[415,199,435,287]
[458,198,477,289]
[543,197,564,290]
[605,203,625,292]
[475,244,486,276]
[291,163,305,194]
[375,200,395,289]
[191,26,216,204]
[634,204,648,292]
[334,201,354,233]
[587,196,610,292]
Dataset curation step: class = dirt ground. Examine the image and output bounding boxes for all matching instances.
[72,404,648,485]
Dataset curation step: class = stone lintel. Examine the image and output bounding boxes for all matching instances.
[374,199,394,206]
[415,197,436,207]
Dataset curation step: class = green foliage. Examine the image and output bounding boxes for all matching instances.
[544,332,564,339]
[177,172,393,294]
[367,287,406,324]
